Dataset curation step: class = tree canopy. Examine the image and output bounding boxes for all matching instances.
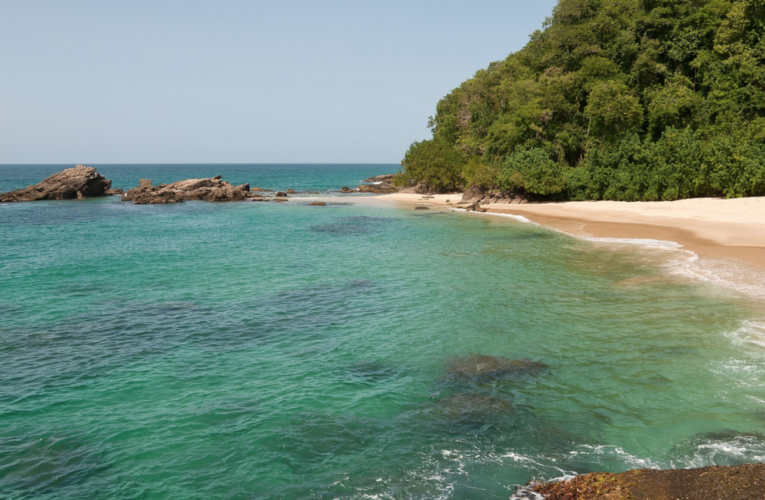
[395,0,765,200]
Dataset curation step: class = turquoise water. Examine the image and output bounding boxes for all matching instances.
[1,165,765,499]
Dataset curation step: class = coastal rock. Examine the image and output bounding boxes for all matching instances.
[414,181,430,194]
[275,191,288,197]
[237,183,250,192]
[122,176,254,204]
[445,355,547,382]
[356,184,399,193]
[0,165,112,202]
[139,179,153,188]
[106,188,125,196]
[414,206,430,210]
[464,201,487,212]
[341,186,354,193]
[308,202,326,206]
[462,185,486,202]
[530,463,765,500]
[286,189,296,194]
[362,174,395,183]
[357,173,399,193]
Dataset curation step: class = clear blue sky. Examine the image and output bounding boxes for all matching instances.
[0,1,558,164]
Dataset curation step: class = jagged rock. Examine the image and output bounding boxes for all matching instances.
[275,191,288,197]
[308,201,326,206]
[462,185,486,202]
[464,202,487,212]
[531,463,765,500]
[123,177,254,204]
[0,165,112,202]
[445,355,547,382]
[139,179,153,188]
[362,174,395,183]
[237,183,250,192]
[356,184,399,193]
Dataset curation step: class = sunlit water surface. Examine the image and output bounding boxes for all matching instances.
[1,165,764,499]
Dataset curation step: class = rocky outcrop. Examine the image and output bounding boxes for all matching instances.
[341,187,354,193]
[461,185,486,202]
[122,176,254,204]
[463,201,487,213]
[357,184,398,193]
[362,174,395,183]
[106,188,124,196]
[529,463,765,500]
[0,165,112,202]
[356,173,400,193]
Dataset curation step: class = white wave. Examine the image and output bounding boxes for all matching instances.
[454,208,533,224]
[673,434,765,469]
[579,235,684,250]
[724,320,765,350]
[574,444,659,470]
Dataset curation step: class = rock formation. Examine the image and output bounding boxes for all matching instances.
[122,176,255,204]
[0,165,112,202]
[356,174,399,193]
[529,463,765,500]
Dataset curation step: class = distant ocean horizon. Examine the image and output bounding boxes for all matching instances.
[2,164,765,499]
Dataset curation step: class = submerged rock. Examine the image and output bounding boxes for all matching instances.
[531,463,765,500]
[274,191,288,197]
[428,393,514,424]
[122,176,253,204]
[445,355,547,382]
[0,165,112,202]
[308,201,326,206]
[340,186,354,193]
[414,206,430,210]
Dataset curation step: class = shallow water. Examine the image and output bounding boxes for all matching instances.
[1,165,765,499]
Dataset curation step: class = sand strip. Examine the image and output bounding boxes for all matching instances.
[378,193,765,269]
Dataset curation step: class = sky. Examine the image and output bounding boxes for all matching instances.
[0,0,558,164]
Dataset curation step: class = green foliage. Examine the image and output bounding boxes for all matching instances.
[498,147,566,195]
[394,140,465,192]
[398,0,765,200]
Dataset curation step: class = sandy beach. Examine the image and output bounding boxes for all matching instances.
[378,193,765,270]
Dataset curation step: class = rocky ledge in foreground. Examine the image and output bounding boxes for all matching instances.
[528,463,765,500]
[122,176,260,204]
[0,165,113,202]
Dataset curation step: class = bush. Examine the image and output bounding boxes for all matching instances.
[498,147,566,196]
[394,140,465,192]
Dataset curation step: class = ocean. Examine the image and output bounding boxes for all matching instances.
[1,164,764,499]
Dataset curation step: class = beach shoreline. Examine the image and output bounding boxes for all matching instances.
[376,193,765,270]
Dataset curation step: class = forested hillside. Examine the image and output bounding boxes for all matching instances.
[396,0,765,200]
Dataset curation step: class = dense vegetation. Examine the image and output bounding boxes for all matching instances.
[396,0,765,200]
